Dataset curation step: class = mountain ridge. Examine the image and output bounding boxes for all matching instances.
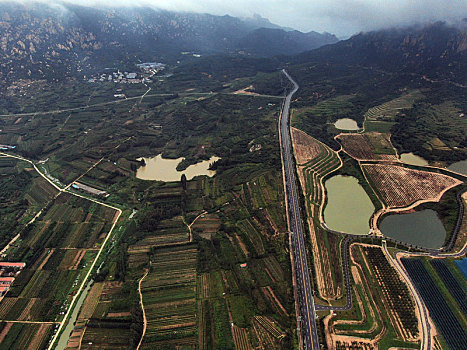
[291,21,466,84]
[0,2,337,83]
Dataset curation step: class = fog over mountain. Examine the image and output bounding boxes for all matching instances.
[2,0,466,37]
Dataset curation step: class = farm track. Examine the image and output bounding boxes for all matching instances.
[184,210,207,242]
[136,268,149,350]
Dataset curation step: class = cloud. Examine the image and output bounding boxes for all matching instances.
[2,0,466,36]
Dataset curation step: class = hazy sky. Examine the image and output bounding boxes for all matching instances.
[5,0,467,37]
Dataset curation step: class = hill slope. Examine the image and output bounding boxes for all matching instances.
[293,22,466,84]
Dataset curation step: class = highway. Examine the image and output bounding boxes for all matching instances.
[279,70,320,350]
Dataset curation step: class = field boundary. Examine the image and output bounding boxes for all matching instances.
[0,152,124,350]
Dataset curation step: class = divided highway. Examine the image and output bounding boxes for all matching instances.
[279,70,320,350]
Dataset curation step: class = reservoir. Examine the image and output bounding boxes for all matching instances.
[399,152,428,166]
[136,154,220,181]
[334,118,359,131]
[380,209,446,249]
[448,160,467,176]
[323,175,374,235]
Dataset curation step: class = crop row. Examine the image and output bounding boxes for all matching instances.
[402,258,467,350]
[0,322,53,350]
[364,247,418,339]
[141,244,197,346]
[364,91,422,121]
[430,260,467,316]
[363,164,459,208]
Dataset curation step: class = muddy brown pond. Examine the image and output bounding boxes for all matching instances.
[136,154,220,181]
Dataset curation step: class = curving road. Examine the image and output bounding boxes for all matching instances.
[279,70,320,350]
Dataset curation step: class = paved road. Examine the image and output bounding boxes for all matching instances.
[280,70,320,350]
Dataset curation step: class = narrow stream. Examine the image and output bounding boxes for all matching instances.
[55,280,93,350]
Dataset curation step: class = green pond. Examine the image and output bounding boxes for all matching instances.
[323,175,375,235]
[448,160,467,176]
[334,118,359,131]
[399,152,428,166]
[380,209,446,249]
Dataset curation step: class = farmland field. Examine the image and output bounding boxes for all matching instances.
[140,244,197,349]
[337,133,397,161]
[362,247,418,341]
[0,158,58,248]
[328,244,420,349]
[291,127,323,165]
[0,173,118,348]
[430,260,467,316]
[0,21,465,350]
[362,164,461,208]
[78,281,135,349]
[402,258,467,350]
[0,322,53,350]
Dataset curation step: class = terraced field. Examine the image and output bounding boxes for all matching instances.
[191,212,220,240]
[291,128,343,300]
[363,90,423,132]
[328,244,420,349]
[128,215,189,254]
[298,136,341,208]
[140,244,198,349]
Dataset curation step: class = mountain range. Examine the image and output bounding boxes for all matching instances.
[0,2,337,83]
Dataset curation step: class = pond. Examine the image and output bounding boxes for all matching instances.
[399,152,428,166]
[136,154,220,181]
[379,209,446,249]
[323,175,375,235]
[334,118,360,131]
[448,160,467,176]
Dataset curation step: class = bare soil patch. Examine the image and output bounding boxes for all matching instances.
[291,127,322,164]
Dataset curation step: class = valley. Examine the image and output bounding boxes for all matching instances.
[0,3,466,350]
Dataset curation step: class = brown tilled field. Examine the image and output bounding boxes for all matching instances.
[363,164,461,208]
[191,213,220,240]
[291,127,323,164]
[337,133,397,161]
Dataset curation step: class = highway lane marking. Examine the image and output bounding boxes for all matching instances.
[280,70,319,349]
